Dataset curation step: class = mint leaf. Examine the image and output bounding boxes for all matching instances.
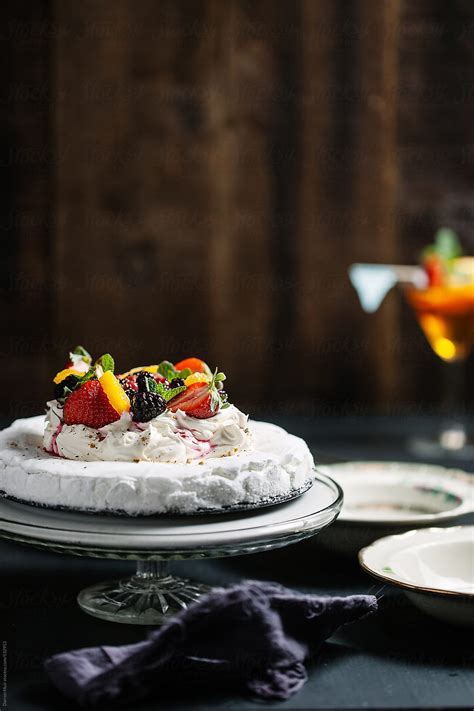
[57,363,96,400]
[209,368,226,388]
[162,383,186,402]
[176,368,192,380]
[157,360,177,381]
[75,368,96,388]
[157,362,202,382]
[156,361,192,382]
[69,345,92,366]
[210,389,220,412]
[143,377,160,394]
[147,379,185,401]
[56,384,74,405]
[153,380,166,396]
[95,354,115,374]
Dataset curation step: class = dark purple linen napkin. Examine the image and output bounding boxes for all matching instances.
[45,580,377,707]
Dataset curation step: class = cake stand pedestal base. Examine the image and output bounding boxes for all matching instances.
[77,560,210,625]
[0,471,342,625]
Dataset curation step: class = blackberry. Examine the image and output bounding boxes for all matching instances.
[54,374,79,400]
[131,392,166,422]
[136,371,156,393]
[219,390,228,405]
[169,377,185,389]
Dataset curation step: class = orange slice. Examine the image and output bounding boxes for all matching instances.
[99,370,130,414]
[53,368,86,385]
[184,372,209,386]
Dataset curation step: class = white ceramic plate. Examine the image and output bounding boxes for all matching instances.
[316,461,473,556]
[359,526,474,627]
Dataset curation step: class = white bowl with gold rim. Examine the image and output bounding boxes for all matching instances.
[359,526,474,627]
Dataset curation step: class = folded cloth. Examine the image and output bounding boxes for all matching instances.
[45,580,377,707]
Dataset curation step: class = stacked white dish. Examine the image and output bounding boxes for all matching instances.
[315,461,473,627]
[316,461,472,556]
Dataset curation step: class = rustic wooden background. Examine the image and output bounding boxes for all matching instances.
[2,0,474,420]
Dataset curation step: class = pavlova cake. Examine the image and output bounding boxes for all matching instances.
[0,347,314,515]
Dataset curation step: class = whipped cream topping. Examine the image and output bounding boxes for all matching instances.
[43,400,250,463]
[0,416,314,515]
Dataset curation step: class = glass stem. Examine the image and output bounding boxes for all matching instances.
[441,361,465,419]
[439,360,467,451]
[135,560,169,579]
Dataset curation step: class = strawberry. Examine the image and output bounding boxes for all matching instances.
[167,382,217,419]
[167,369,226,419]
[63,380,121,429]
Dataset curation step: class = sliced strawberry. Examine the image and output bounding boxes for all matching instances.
[174,357,209,374]
[63,380,121,429]
[167,382,219,419]
[189,394,219,419]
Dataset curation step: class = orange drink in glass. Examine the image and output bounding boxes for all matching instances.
[404,284,474,362]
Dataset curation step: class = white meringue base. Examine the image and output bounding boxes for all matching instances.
[0,416,314,515]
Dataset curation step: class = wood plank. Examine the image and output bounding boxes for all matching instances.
[206,0,292,404]
[349,0,401,407]
[295,0,401,412]
[0,0,53,418]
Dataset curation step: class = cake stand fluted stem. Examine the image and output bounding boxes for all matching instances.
[135,560,169,579]
[77,560,211,625]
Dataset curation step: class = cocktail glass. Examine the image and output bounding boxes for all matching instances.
[350,263,474,461]
[403,281,474,459]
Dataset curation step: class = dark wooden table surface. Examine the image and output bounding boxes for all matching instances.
[1,415,473,710]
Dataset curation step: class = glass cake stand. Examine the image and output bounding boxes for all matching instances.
[0,472,342,625]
